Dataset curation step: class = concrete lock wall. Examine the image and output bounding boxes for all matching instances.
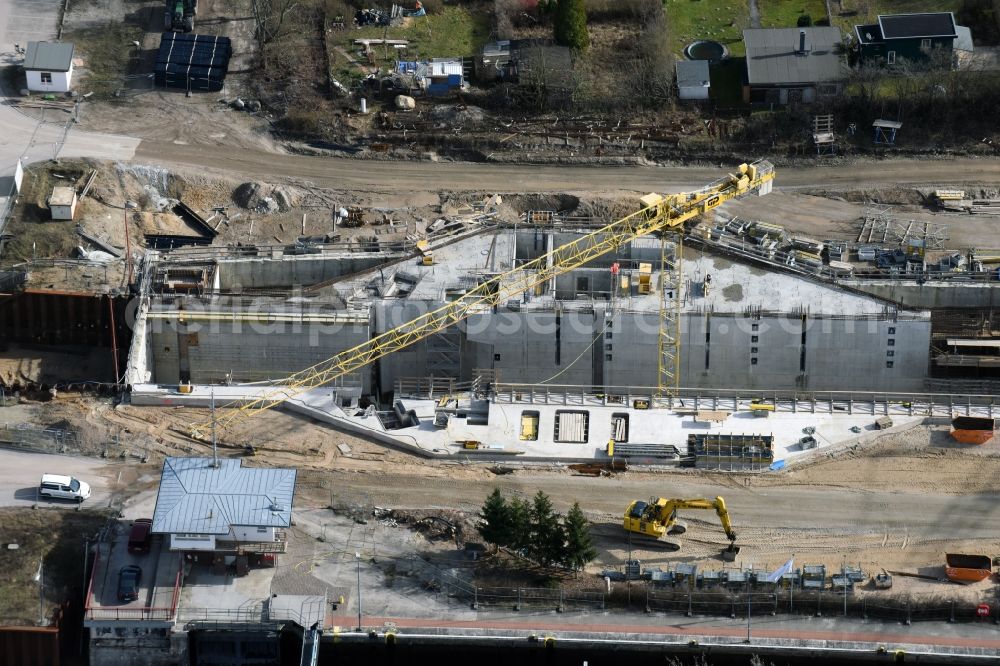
[378,308,931,393]
[844,280,1000,310]
[216,254,408,290]
[149,319,372,391]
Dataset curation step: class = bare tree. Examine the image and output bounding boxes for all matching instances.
[250,0,298,49]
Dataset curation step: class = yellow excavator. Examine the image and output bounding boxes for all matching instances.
[623,496,740,561]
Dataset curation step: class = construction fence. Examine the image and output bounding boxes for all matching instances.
[641,585,998,625]
[0,421,154,462]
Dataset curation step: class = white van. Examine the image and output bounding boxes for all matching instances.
[39,474,91,502]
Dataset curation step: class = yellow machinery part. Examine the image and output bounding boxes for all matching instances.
[190,161,775,439]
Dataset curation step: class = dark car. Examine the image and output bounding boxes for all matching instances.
[117,565,142,603]
[127,519,153,554]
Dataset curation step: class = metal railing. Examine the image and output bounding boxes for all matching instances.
[490,382,999,417]
[642,585,998,625]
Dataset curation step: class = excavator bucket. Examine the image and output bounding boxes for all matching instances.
[721,545,741,562]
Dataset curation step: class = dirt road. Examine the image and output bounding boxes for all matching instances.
[135,142,1000,193]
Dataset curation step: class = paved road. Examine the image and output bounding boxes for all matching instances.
[0,0,139,180]
[0,448,115,508]
[361,614,1000,652]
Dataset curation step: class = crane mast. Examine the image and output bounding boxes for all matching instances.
[191,160,774,439]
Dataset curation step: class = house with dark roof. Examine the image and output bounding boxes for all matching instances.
[743,27,846,105]
[151,457,296,555]
[23,41,74,93]
[855,13,958,66]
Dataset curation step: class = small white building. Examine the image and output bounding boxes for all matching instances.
[48,186,77,220]
[24,41,75,93]
[151,457,296,555]
[676,60,710,101]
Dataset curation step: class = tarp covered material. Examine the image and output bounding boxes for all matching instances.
[155,32,232,91]
[765,557,794,583]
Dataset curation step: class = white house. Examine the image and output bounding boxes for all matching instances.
[24,41,75,93]
[676,60,710,101]
[48,186,77,220]
[151,457,296,555]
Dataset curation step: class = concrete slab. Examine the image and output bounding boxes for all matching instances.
[86,522,181,621]
[178,562,276,622]
[129,383,925,466]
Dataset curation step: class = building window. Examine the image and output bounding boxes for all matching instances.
[493,353,501,361]
[751,324,759,331]
[605,331,613,339]
[887,51,896,65]
[605,353,613,362]
[750,347,758,354]
[886,361,894,369]
[887,339,895,346]
[751,335,759,343]
[751,357,758,365]
[40,72,52,83]
[920,38,931,50]
[604,343,613,351]
[887,350,895,357]
[888,327,896,334]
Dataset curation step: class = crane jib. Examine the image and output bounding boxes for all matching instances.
[190,161,774,439]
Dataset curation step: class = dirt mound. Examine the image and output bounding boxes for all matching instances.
[232,182,302,213]
[428,104,487,126]
[506,193,581,214]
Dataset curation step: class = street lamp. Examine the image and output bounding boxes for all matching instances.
[34,560,44,625]
[355,552,362,632]
[123,200,138,286]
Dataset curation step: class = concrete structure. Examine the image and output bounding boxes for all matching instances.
[127,227,934,402]
[23,41,74,92]
[676,60,710,101]
[855,13,958,66]
[152,457,295,554]
[47,186,76,220]
[743,27,845,104]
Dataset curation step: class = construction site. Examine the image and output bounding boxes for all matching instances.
[3,3,1000,660]
[2,149,1000,664]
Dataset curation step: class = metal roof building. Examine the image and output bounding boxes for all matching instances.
[151,457,296,534]
[676,60,710,101]
[743,27,845,86]
[23,41,74,72]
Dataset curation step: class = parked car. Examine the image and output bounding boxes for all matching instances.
[38,474,91,502]
[117,565,142,603]
[128,519,153,554]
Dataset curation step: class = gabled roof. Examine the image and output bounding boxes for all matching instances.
[676,60,710,89]
[854,24,883,45]
[743,27,845,86]
[878,13,956,40]
[151,457,296,535]
[24,41,74,72]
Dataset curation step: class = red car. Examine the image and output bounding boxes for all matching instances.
[127,519,153,554]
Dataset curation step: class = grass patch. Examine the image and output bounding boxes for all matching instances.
[335,5,490,77]
[0,509,107,625]
[664,0,750,58]
[757,0,829,28]
[830,0,963,32]
[63,22,145,99]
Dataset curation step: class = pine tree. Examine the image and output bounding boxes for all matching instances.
[478,488,512,549]
[529,491,565,566]
[562,502,597,571]
[553,0,589,51]
[508,496,532,552]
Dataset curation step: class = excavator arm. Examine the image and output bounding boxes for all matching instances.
[190,160,774,439]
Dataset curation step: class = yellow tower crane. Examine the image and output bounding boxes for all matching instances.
[190,160,774,439]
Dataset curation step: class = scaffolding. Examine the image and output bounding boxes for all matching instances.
[655,234,682,405]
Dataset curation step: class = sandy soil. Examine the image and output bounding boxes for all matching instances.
[15,391,996,591]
